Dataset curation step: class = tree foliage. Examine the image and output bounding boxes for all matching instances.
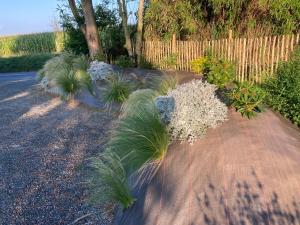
[58,1,126,60]
[144,0,300,40]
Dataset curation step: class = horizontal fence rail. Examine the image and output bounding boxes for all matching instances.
[142,33,300,83]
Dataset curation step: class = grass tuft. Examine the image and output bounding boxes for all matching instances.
[103,73,131,104]
[110,101,170,174]
[149,75,178,95]
[55,69,81,97]
[121,89,158,117]
[88,152,135,210]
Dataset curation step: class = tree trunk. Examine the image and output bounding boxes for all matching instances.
[136,0,145,67]
[117,0,133,57]
[81,0,104,59]
[68,0,85,34]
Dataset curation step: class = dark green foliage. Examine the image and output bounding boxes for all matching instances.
[191,56,235,88]
[206,58,235,88]
[230,82,265,118]
[263,48,300,126]
[114,56,135,68]
[144,1,197,40]
[0,54,56,73]
[139,58,154,69]
[88,152,135,210]
[103,73,131,104]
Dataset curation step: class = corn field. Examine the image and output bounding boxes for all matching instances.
[0,32,65,56]
[143,33,300,83]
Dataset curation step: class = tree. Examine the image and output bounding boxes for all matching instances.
[68,0,104,59]
[117,0,134,57]
[136,0,145,66]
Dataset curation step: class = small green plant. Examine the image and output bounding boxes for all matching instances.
[191,56,235,88]
[191,57,208,75]
[103,73,131,104]
[109,100,169,174]
[230,82,265,119]
[115,55,135,68]
[88,152,135,210]
[161,53,177,70]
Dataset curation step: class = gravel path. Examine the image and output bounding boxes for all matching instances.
[0,73,116,224]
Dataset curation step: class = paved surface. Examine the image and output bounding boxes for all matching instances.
[0,72,115,224]
[115,109,300,225]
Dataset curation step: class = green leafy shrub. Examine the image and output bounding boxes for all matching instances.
[230,82,265,119]
[88,152,135,210]
[109,96,169,174]
[103,73,131,104]
[115,56,135,68]
[191,56,235,88]
[139,58,153,69]
[263,48,300,125]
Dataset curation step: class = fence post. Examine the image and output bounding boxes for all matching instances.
[172,33,177,54]
[228,29,233,60]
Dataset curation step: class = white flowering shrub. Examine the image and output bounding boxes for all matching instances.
[156,79,228,142]
[87,61,113,81]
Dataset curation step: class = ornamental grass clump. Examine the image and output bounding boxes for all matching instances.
[109,100,169,174]
[55,69,81,97]
[38,52,92,98]
[149,75,178,95]
[88,152,135,210]
[103,73,131,104]
[230,82,265,119]
[157,79,228,142]
[120,89,158,117]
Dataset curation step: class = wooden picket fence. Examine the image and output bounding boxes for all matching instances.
[142,33,300,83]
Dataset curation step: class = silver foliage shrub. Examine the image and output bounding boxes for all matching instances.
[87,61,113,81]
[156,79,228,142]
